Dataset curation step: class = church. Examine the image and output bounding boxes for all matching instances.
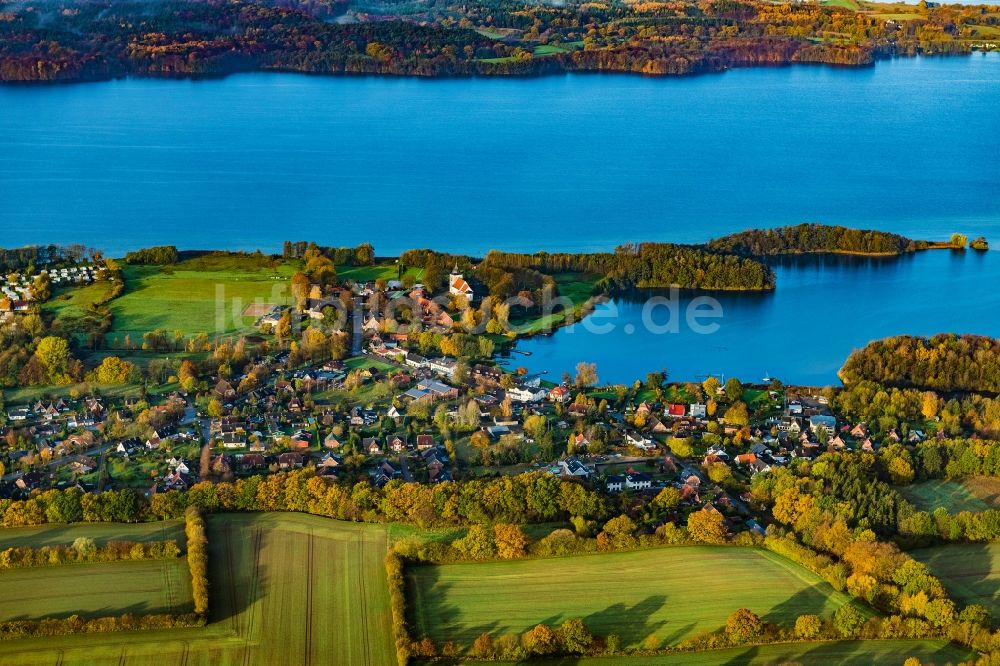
[448,266,474,302]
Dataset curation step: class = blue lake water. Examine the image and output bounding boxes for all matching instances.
[0,54,998,256]
[515,250,1000,386]
[1,55,998,385]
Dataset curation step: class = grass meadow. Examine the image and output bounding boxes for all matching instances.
[407,546,863,650]
[911,542,1000,618]
[0,513,395,666]
[107,256,295,340]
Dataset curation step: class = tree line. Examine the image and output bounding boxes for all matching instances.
[0,470,607,530]
[0,537,180,570]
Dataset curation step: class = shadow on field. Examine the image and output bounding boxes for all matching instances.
[763,584,838,626]
[206,524,271,628]
[8,601,165,623]
[585,594,668,647]
[404,565,485,641]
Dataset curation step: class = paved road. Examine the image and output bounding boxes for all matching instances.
[397,453,414,482]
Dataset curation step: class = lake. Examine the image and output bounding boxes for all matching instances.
[514,250,1000,386]
[1,55,998,385]
[0,54,998,256]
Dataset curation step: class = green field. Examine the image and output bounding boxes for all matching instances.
[479,639,972,664]
[899,477,1000,514]
[0,513,395,666]
[911,542,1000,617]
[107,256,296,340]
[408,546,862,650]
[0,558,194,622]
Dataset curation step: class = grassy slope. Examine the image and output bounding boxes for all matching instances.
[108,257,296,339]
[911,542,1000,617]
[899,477,1000,514]
[407,546,862,649]
[0,513,395,666]
[43,281,117,322]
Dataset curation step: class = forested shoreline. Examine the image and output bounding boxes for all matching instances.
[708,224,919,257]
[0,0,997,83]
[840,334,1000,395]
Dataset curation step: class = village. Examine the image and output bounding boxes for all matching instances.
[0,261,928,538]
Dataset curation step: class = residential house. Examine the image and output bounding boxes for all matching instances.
[289,430,312,450]
[548,386,570,403]
[809,414,836,435]
[277,452,304,470]
[624,430,656,451]
[607,472,653,492]
[222,432,247,449]
[405,352,428,369]
[428,357,457,379]
[387,435,406,453]
[558,456,591,479]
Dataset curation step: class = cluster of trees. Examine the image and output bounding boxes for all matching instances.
[123,246,179,265]
[707,224,917,256]
[482,243,775,292]
[0,612,204,641]
[915,438,1000,479]
[185,507,209,616]
[8,335,83,387]
[840,334,1000,394]
[0,537,180,570]
[283,240,374,267]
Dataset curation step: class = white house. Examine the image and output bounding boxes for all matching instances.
[507,385,547,403]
